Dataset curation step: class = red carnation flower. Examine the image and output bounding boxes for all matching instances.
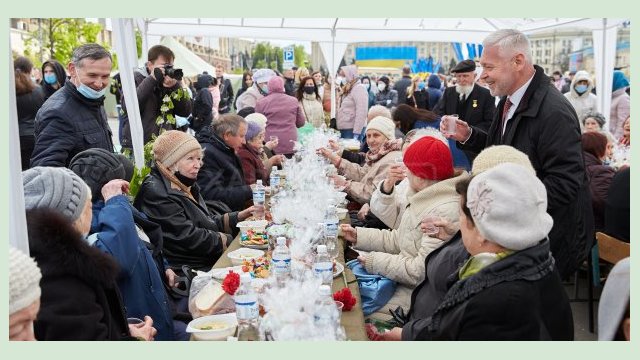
[333,287,357,311]
[222,271,240,295]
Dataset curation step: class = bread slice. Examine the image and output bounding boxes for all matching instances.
[195,281,226,312]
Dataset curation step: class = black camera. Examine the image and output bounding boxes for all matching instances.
[163,64,184,81]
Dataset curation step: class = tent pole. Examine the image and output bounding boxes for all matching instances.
[112,18,145,169]
[8,50,30,255]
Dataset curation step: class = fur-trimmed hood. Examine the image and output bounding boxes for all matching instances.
[26,208,119,288]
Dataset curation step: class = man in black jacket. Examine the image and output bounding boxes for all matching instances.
[216,63,234,114]
[442,29,593,279]
[196,114,253,211]
[31,43,114,167]
[394,66,413,106]
[434,59,495,164]
[121,45,192,151]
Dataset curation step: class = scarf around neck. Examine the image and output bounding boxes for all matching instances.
[365,139,402,166]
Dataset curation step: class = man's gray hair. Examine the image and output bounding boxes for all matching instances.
[212,114,247,137]
[483,29,532,64]
[71,43,112,67]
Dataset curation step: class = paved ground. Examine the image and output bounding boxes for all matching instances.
[111,116,601,340]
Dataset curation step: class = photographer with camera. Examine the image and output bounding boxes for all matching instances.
[121,45,192,152]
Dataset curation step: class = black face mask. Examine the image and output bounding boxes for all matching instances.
[174,171,197,187]
[304,86,315,95]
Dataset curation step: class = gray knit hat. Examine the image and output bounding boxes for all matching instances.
[598,257,630,340]
[9,246,42,315]
[23,166,91,222]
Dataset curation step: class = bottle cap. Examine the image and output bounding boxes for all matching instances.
[317,245,327,253]
[276,237,286,245]
[319,285,331,295]
[256,180,263,186]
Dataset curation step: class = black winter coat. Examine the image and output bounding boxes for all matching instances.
[121,69,192,148]
[403,239,574,341]
[583,152,616,231]
[27,208,131,341]
[460,65,594,278]
[16,86,45,137]
[218,77,234,114]
[134,166,236,271]
[394,76,413,106]
[31,80,114,167]
[434,84,495,132]
[403,233,469,339]
[191,88,214,132]
[196,126,253,212]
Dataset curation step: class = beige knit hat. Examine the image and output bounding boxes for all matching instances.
[9,246,42,315]
[366,116,396,141]
[471,145,535,176]
[152,130,202,168]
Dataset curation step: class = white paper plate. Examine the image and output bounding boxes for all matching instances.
[239,240,269,250]
[209,266,244,280]
[333,262,344,278]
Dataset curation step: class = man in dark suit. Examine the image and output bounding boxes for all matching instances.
[434,59,495,164]
[441,29,593,280]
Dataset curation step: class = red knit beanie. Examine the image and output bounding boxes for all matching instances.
[403,136,454,180]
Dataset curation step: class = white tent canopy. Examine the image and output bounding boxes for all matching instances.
[158,36,216,77]
[8,18,629,254]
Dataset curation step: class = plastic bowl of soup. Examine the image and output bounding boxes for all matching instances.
[186,313,238,341]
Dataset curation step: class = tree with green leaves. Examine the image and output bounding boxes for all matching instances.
[24,18,105,67]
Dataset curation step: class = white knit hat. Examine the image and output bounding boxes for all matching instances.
[467,163,553,251]
[245,113,267,129]
[9,246,42,315]
[366,116,396,141]
[598,257,630,340]
[252,69,276,84]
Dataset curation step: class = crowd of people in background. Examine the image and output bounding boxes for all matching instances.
[11,26,631,341]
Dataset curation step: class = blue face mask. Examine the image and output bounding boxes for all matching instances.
[575,84,588,94]
[417,82,426,90]
[260,85,269,95]
[77,83,106,99]
[44,73,57,85]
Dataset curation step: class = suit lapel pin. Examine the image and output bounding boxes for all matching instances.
[472,100,478,108]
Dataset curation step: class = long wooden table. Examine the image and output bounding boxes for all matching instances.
[211,236,368,341]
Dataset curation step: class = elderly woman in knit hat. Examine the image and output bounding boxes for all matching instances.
[318,116,402,205]
[9,246,41,341]
[69,148,179,340]
[134,130,255,272]
[22,167,156,340]
[381,163,574,341]
[340,133,468,320]
[237,119,285,186]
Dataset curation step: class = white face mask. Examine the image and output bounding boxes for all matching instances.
[336,76,345,86]
[377,83,386,91]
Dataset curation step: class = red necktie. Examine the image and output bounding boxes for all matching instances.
[500,98,513,139]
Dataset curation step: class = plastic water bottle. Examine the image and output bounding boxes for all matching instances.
[324,206,339,260]
[271,237,291,287]
[252,179,265,220]
[313,285,339,336]
[269,167,280,195]
[235,273,260,341]
[313,245,333,286]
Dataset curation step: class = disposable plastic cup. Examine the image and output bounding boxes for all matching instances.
[445,114,459,135]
